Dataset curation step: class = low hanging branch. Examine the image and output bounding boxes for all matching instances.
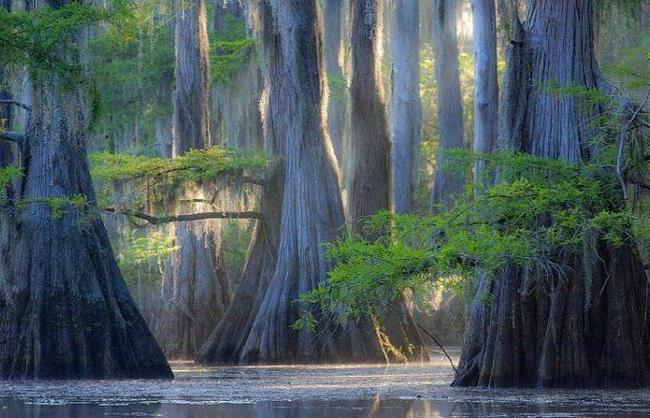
[102,207,263,225]
[0,99,31,111]
[0,131,25,145]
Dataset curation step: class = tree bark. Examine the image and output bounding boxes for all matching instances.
[161,0,231,360]
[348,0,391,232]
[390,0,421,214]
[453,0,650,388]
[201,0,411,364]
[324,0,347,168]
[0,0,172,379]
[430,0,466,211]
[348,0,428,361]
[211,0,264,149]
[471,0,498,184]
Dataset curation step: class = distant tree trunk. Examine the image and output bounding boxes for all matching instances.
[348,0,391,231]
[172,0,211,154]
[0,0,14,312]
[214,0,244,32]
[391,0,421,214]
[162,0,230,359]
[211,0,264,149]
[324,0,347,168]
[0,0,172,379]
[349,0,428,361]
[453,0,650,388]
[471,0,498,184]
[430,0,466,211]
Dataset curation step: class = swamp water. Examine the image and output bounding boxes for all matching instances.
[1,353,650,417]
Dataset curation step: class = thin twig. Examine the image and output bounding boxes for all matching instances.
[415,321,458,374]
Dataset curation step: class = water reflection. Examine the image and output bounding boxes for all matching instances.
[2,356,650,417]
[3,397,650,418]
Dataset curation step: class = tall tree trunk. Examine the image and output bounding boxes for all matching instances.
[0,0,172,379]
[324,0,347,168]
[430,0,466,210]
[162,0,230,359]
[453,0,650,388]
[214,0,244,32]
[348,0,391,231]
[390,0,421,214]
[200,0,394,365]
[0,0,14,315]
[348,0,428,361]
[211,0,264,149]
[471,0,498,184]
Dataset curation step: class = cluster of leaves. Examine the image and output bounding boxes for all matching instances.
[89,0,174,152]
[117,229,179,285]
[299,150,647,325]
[89,146,269,210]
[91,146,268,183]
[0,0,131,82]
[209,15,255,85]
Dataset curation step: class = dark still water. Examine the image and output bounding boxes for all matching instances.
[2,353,650,417]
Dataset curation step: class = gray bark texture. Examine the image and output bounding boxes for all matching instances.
[237,0,381,364]
[200,0,423,364]
[172,0,211,155]
[324,0,348,167]
[348,0,428,361]
[453,0,650,388]
[348,0,391,232]
[390,0,421,214]
[0,0,172,379]
[162,0,231,360]
[430,0,466,211]
[212,0,264,149]
[471,0,498,184]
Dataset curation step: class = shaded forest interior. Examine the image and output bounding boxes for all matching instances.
[0,0,650,389]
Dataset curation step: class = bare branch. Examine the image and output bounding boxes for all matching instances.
[102,207,263,225]
[0,131,25,145]
[0,100,30,111]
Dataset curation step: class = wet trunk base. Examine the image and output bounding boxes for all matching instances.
[453,242,650,388]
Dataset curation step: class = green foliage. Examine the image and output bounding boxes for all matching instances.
[90,146,269,211]
[0,1,131,81]
[299,151,649,326]
[90,146,268,183]
[89,0,174,151]
[209,16,255,85]
[0,166,21,201]
[327,71,348,101]
[117,229,178,285]
[14,195,89,219]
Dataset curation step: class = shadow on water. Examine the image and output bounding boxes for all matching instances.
[2,355,650,417]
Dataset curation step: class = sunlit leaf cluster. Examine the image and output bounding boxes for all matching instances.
[300,151,650,325]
